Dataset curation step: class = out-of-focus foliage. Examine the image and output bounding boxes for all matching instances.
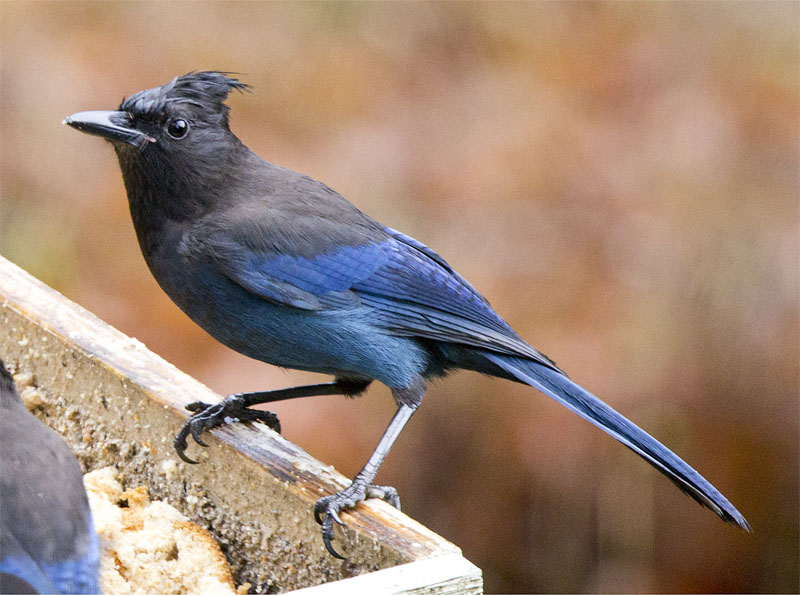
[1,2,797,593]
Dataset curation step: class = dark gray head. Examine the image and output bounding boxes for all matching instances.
[64,71,249,151]
[64,71,254,221]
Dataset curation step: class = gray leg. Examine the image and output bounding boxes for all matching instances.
[314,401,418,559]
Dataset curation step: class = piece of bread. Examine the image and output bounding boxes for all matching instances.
[84,467,246,594]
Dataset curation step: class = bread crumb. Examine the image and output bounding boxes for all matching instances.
[161,458,179,481]
[84,467,239,594]
[12,370,33,387]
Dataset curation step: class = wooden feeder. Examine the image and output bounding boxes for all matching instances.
[0,256,482,594]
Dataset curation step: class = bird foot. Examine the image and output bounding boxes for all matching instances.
[173,395,281,464]
[314,482,401,559]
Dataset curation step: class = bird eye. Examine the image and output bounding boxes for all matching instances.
[166,119,189,139]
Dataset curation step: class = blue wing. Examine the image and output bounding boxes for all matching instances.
[204,225,558,368]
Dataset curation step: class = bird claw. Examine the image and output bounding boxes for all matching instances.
[173,432,198,464]
[313,482,401,559]
[185,400,209,413]
[190,423,209,447]
[173,396,281,464]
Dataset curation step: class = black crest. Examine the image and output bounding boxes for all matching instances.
[120,71,250,123]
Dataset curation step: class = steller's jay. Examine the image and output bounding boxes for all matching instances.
[0,359,100,593]
[64,72,749,558]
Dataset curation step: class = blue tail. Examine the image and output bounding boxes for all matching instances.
[481,352,750,530]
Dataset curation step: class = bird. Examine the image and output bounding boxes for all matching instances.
[64,71,749,558]
[0,359,100,593]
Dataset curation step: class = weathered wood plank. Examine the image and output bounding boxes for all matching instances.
[292,553,483,595]
[0,255,482,593]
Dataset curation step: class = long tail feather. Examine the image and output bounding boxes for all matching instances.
[483,352,750,530]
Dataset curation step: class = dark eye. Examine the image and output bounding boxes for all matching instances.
[166,118,189,139]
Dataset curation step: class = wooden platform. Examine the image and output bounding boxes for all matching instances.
[0,255,482,594]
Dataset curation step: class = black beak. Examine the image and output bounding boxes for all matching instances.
[63,110,154,150]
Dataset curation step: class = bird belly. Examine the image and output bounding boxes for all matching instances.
[156,262,428,388]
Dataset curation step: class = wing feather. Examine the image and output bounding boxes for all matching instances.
[196,225,557,369]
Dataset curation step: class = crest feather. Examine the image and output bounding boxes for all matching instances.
[120,71,250,122]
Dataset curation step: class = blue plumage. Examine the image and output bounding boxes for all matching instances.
[483,353,751,529]
[64,71,750,560]
[255,243,388,294]
[1,534,100,595]
[217,230,557,370]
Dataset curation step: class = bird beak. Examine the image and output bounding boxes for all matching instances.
[63,110,155,150]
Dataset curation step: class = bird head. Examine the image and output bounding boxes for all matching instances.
[64,71,250,153]
[64,72,253,221]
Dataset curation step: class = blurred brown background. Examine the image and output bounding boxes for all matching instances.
[1,1,797,593]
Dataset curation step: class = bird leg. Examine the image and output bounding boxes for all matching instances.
[314,397,419,559]
[174,378,371,463]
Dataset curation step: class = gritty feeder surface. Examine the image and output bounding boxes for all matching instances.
[0,255,482,594]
